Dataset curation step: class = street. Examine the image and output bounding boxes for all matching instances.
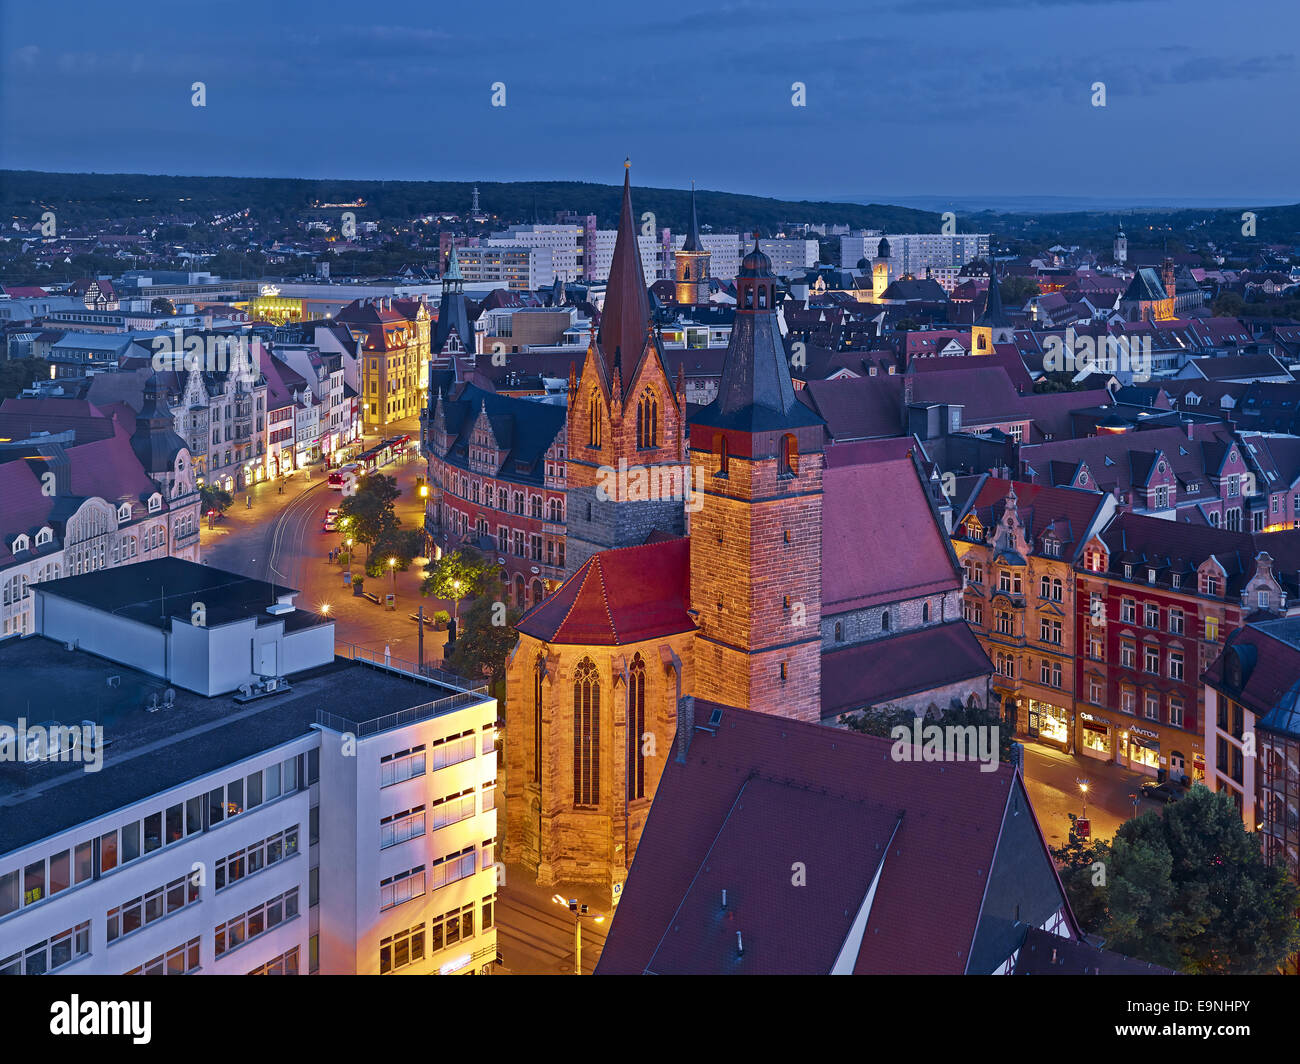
[1021,740,1160,847]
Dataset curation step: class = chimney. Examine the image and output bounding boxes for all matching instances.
[674,695,696,763]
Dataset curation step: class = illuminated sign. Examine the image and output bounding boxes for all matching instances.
[260,285,281,297]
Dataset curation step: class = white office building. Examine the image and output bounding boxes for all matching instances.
[0,559,498,976]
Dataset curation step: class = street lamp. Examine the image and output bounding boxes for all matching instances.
[389,557,397,597]
[1076,778,1090,818]
[451,578,462,627]
[553,895,605,975]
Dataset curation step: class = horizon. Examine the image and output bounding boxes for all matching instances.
[3,0,1298,202]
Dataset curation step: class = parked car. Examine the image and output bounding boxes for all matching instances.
[321,516,336,532]
[1139,780,1184,804]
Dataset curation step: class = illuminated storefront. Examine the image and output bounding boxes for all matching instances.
[1121,727,1161,776]
[1028,699,1071,748]
[1078,712,1112,760]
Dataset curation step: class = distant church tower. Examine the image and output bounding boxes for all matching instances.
[1113,223,1127,264]
[971,256,1013,354]
[688,239,826,723]
[564,161,687,575]
[872,237,891,303]
[674,182,710,305]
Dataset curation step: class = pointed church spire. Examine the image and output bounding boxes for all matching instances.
[597,160,651,396]
[682,180,703,253]
[444,244,463,284]
[978,254,1009,327]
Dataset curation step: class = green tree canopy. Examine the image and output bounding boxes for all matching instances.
[1054,785,1300,974]
[444,594,520,696]
[199,483,234,514]
[421,547,493,618]
[337,473,401,556]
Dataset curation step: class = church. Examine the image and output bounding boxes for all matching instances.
[502,166,992,902]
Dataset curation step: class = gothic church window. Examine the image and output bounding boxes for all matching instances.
[573,659,600,807]
[627,655,646,801]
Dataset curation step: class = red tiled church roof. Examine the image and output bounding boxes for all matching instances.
[515,537,692,646]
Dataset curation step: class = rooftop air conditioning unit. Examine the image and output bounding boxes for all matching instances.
[163,688,176,708]
[263,677,279,692]
[145,693,161,713]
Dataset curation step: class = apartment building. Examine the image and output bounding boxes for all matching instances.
[336,297,427,434]
[0,558,498,976]
[841,231,990,277]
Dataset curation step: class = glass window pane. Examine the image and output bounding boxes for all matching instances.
[227,779,243,816]
[186,796,202,835]
[283,757,298,792]
[74,842,92,883]
[48,851,70,895]
[248,910,265,938]
[23,860,44,905]
[100,831,118,872]
[247,772,263,808]
[144,812,162,853]
[208,788,224,825]
[265,764,281,800]
[122,822,141,863]
[166,804,183,844]
[51,934,72,969]
[123,901,142,935]
[0,870,18,917]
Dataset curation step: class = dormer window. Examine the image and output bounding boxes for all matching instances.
[12,534,29,553]
[1124,563,1133,580]
[35,528,52,548]
[118,503,132,522]
[148,493,163,513]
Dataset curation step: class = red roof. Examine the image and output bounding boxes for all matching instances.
[515,537,692,646]
[596,705,1071,974]
[821,438,961,613]
[820,621,991,717]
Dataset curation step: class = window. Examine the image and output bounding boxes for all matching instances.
[996,610,1012,635]
[533,655,544,783]
[381,745,426,788]
[1121,641,1136,669]
[1144,645,1160,674]
[429,846,477,891]
[588,392,601,448]
[1039,618,1062,645]
[779,434,798,477]
[1169,651,1184,681]
[1121,687,1136,714]
[215,888,299,955]
[1169,695,1184,727]
[963,600,983,625]
[215,827,299,889]
[716,434,729,477]
[1145,603,1160,629]
[999,570,1012,593]
[963,559,983,585]
[636,390,659,449]
[107,874,199,943]
[2,922,91,975]
[1169,609,1184,635]
[1089,676,1104,704]
[573,658,600,807]
[125,937,201,976]
[380,924,425,975]
[1144,691,1160,720]
[248,947,299,976]
[627,654,646,801]
[1121,598,1136,623]
[1205,616,1219,642]
[430,790,476,831]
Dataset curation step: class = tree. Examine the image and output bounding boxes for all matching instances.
[336,473,401,557]
[1092,787,1300,973]
[1051,819,1114,932]
[199,483,233,514]
[151,296,177,315]
[421,547,493,623]
[0,357,47,401]
[999,275,1040,306]
[365,527,425,577]
[444,595,520,697]
[1212,291,1245,317]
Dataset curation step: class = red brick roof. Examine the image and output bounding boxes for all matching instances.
[515,537,692,646]
[596,705,1059,974]
[821,438,961,613]
[820,621,991,717]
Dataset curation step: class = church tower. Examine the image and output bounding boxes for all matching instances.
[433,245,473,363]
[1113,223,1127,265]
[564,162,687,576]
[688,239,826,722]
[971,256,1013,354]
[872,237,891,303]
[674,182,710,305]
